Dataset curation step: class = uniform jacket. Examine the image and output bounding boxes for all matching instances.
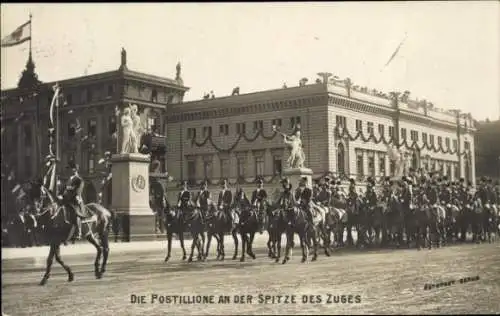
[316,189,332,206]
[295,187,312,205]
[177,190,191,206]
[426,186,439,205]
[196,190,211,207]
[251,188,268,205]
[439,187,452,205]
[278,189,294,208]
[217,189,233,209]
[66,173,84,203]
[365,189,378,207]
[400,187,413,208]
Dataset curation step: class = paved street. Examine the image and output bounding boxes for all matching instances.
[2,233,499,315]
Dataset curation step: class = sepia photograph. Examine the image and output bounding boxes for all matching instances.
[1,2,499,315]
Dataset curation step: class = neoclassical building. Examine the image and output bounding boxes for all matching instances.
[1,50,187,215]
[165,77,476,199]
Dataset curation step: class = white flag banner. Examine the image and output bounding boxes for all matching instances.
[1,20,31,48]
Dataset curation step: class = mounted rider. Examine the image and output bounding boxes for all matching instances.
[347,177,358,207]
[251,177,268,234]
[365,177,378,211]
[277,177,294,210]
[295,177,314,223]
[439,176,453,209]
[217,179,233,228]
[312,180,320,201]
[177,181,192,210]
[427,179,440,209]
[196,180,211,221]
[234,183,251,208]
[62,162,84,240]
[316,176,332,207]
[400,177,414,212]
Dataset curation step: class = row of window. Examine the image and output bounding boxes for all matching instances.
[186,116,301,139]
[186,154,283,181]
[338,115,465,149]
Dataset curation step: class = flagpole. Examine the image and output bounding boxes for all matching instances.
[29,12,32,56]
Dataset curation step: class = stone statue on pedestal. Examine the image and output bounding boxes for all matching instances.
[119,104,148,154]
[274,124,306,169]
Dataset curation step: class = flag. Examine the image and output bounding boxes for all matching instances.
[382,33,408,70]
[1,20,31,48]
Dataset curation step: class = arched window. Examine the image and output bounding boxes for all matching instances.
[151,89,158,103]
[337,143,345,176]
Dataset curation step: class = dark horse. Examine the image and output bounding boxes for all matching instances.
[204,199,239,261]
[30,183,112,286]
[266,203,286,261]
[281,199,312,264]
[236,196,259,262]
[163,203,205,263]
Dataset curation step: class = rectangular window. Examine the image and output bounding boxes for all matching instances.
[255,156,264,177]
[203,126,212,138]
[445,137,450,148]
[336,115,347,128]
[446,164,452,178]
[356,152,364,176]
[220,158,230,179]
[187,128,196,139]
[390,160,395,176]
[367,122,374,135]
[236,157,246,179]
[273,156,282,175]
[452,139,458,150]
[203,159,212,179]
[454,164,459,179]
[86,88,93,102]
[410,130,419,142]
[290,116,301,128]
[389,126,395,138]
[236,123,246,134]
[107,85,114,97]
[355,119,363,132]
[253,120,263,132]
[464,141,470,150]
[219,124,229,136]
[430,135,435,146]
[437,136,442,146]
[271,119,282,128]
[66,94,73,106]
[401,128,407,140]
[24,125,32,146]
[88,118,97,137]
[378,124,385,136]
[108,116,116,135]
[379,154,386,176]
[187,160,196,182]
[422,132,428,144]
[368,155,375,176]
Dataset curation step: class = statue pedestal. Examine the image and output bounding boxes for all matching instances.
[283,167,314,189]
[111,153,155,241]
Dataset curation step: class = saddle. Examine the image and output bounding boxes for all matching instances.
[67,203,94,220]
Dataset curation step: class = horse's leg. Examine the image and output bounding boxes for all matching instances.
[205,232,213,259]
[179,231,187,261]
[40,244,56,286]
[199,231,206,260]
[247,230,256,259]
[267,230,274,258]
[282,230,292,264]
[275,230,282,263]
[86,234,103,279]
[187,232,196,263]
[53,244,74,282]
[165,232,173,262]
[311,229,319,261]
[300,232,308,263]
[240,231,247,262]
[232,228,239,260]
[219,233,225,261]
[100,231,110,274]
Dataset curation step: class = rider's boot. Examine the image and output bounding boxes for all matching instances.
[74,216,82,240]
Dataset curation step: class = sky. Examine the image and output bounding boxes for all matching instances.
[1,2,499,121]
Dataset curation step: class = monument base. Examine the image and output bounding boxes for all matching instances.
[283,167,314,188]
[117,213,157,242]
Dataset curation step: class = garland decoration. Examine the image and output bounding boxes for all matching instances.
[335,126,469,156]
[190,127,279,152]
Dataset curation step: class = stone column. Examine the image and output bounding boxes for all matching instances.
[111,153,154,241]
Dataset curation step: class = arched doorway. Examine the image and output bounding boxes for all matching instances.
[337,142,346,177]
[82,181,98,203]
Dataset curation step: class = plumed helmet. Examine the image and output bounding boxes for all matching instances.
[256,177,264,185]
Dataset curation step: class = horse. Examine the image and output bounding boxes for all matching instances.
[384,193,406,248]
[412,201,433,250]
[324,196,349,249]
[281,198,311,264]
[444,199,462,244]
[181,204,206,262]
[163,204,188,262]
[307,201,330,257]
[471,198,484,243]
[482,202,498,243]
[31,183,112,286]
[265,203,286,262]
[237,199,259,262]
[428,202,447,248]
[204,199,239,261]
[364,201,386,247]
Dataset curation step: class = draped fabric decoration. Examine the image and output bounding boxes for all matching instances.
[183,123,470,187]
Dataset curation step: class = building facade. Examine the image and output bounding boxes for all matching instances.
[475,119,500,181]
[1,51,187,216]
[165,78,476,200]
